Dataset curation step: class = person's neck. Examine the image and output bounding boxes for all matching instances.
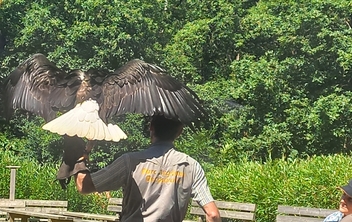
[151,137,173,144]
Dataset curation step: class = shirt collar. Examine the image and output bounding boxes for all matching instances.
[149,141,174,153]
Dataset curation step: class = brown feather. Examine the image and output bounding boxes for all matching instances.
[4,54,207,130]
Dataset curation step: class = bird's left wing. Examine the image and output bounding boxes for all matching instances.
[4,53,69,121]
[99,59,207,126]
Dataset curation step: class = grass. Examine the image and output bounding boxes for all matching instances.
[1,150,352,221]
[207,154,352,221]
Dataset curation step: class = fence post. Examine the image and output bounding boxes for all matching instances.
[6,166,20,200]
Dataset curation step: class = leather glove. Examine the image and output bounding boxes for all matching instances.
[56,135,90,189]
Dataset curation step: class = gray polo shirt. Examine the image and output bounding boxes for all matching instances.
[91,141,214,222]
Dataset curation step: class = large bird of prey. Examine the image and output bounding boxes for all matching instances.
[3,53,208,189]
[4,53,207,145]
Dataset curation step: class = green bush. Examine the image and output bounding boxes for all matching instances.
[0,150,116,213]
[207,154,352,221]
[1,149,352,221]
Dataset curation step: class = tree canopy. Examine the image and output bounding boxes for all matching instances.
[1,0,352,167]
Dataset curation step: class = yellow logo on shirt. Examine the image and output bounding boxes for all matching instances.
[141,168,184,184]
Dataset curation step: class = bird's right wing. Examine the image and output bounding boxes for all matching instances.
[99,59,208,127]
[4,53,81,122]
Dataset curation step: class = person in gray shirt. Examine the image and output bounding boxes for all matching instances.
[342,214,352,222]
[73,115,221,222]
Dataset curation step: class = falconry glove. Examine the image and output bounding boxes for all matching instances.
[57,136,90,189]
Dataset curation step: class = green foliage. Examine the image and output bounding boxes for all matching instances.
[1,2,352,221]
[208,0,352,161]
[207,154,352,222]
[0,0,167,77]
[1,114,63,163]
[0,150,114,213]
[164,19,212,83]
[2,0,352,183]
[2,150,352,221]
[176,127,219,165]
[163,0,248,84]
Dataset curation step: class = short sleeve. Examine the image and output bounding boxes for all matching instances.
[91,154,129,192]
[323,211,343,222]
[191,161,214,206]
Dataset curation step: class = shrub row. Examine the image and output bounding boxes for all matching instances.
[1,150,351,221]
[0,150,111,213]
[207,155,352,221]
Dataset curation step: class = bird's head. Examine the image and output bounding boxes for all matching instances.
[71,69,89,82]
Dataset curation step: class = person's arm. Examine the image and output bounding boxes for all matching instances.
[202,201,221,222]
[191,161,221,221]
[74,171,97,194]
[75,154,128,194]
[323,211,344,222]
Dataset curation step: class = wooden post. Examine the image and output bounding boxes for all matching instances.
[6,166,20,201]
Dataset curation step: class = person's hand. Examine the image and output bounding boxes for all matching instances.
[56,136,90,189]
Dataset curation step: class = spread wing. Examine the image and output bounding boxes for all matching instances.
[5,54,207,129]
[4,53,66,121]
[4,53,84,122]
[99,59,208,126]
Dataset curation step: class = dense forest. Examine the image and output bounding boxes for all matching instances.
[2,0,352,167]
[2,1,352,221]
